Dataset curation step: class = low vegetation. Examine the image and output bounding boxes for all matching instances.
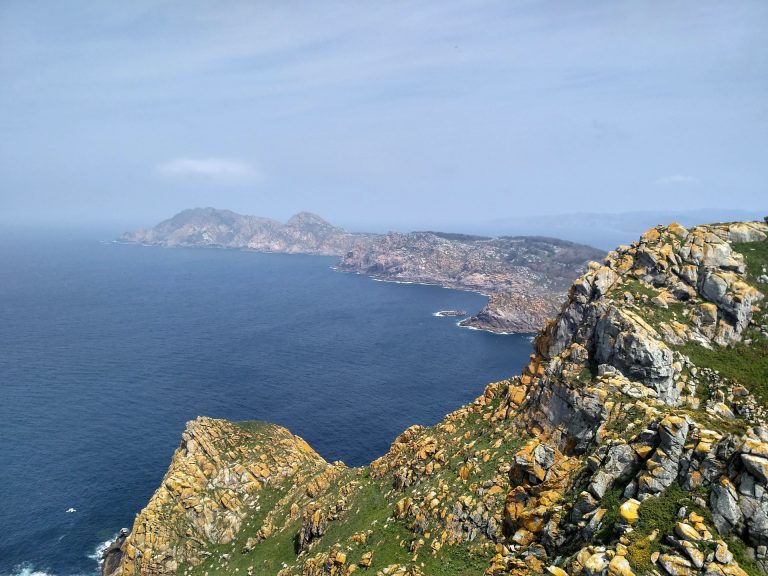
[677,239,768,404]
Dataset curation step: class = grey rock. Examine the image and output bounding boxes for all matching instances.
[533,443,556,470]
[593,307,678,402]
[638,416,689,497]
[588,443,638,499]
[742,454,768,484]
[711,480,743,535]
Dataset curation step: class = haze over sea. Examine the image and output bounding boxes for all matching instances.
[0,228,533,576]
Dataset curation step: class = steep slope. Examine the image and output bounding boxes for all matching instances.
[106,220,768,576]
[121,209,604,334]
[102,418,334,575]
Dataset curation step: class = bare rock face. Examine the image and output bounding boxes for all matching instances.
[539,221,766,402]
[636,415,690,497]
[106,220,768,576]
[101,528,129,576]
[594,306,677,402]
[102,417,331,576]
[459,292,564,334]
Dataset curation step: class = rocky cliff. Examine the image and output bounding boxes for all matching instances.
[336,232,602,334]
[458,292,563,334]
[122,209,604,333]
[105,219,768,576]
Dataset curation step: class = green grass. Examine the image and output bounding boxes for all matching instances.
[622,279,659,300]
[733,240,768,288]
[179,476,308,576]
[678,338,768,406]
[235,420,271,432]
[645,301,688,327]
[178,401,511,576]
[594,487,622,543]
[620,278,691,331]
[625,484,713,574]
[576,361,599,384]
[728,536,763,576]
[669,239,768,407]
[603,404,645,441]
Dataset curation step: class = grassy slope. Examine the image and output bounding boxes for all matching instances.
[179,389,520,576]
[679,240,768,403]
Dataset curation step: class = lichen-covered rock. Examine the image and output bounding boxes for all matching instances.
[637,415,690,497]
[103,418,331,576]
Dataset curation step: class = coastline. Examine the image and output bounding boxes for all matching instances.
[330,267,534,334]
[116,209,602,336]
[118,242,529,335]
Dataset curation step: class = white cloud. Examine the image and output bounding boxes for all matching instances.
[157,158,260,183]
[655,174,699,185]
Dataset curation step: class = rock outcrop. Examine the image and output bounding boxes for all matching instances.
[105,220,768,576]
[121,209,604,334]
[459,292,564,334]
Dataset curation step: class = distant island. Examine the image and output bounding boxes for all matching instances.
[120,208,605,333]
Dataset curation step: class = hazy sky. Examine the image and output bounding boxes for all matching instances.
[1,1,766,230]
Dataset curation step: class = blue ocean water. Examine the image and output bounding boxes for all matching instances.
[0,228,533,576]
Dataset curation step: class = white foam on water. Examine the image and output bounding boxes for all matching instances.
[371,277,416,284]
[3,558,103,576]
[3,564,55,576]
[455,321,515,335]
[433,311,469,318]
[87,535,117,562]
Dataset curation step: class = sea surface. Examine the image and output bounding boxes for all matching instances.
[0,228,534,576]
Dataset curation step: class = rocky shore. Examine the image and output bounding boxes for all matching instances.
[122,209,604,334]
[458,292,563,334]
[105,220,768,576]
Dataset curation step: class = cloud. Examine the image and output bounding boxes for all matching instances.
[157,158,260,183]
[655,175,699,185]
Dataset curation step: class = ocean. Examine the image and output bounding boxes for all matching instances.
[0,228,534,575]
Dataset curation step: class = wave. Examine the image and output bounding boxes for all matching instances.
[86,534,115,563]
[455,321,514,335]
[2,534,113,576]
[3,564,55,576]
[2,558,102,576]
[432,310,467,318]
[370,277,416,285]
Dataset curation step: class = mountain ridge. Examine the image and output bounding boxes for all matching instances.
[104,219,768,576]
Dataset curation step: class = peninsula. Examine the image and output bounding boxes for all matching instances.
[121,208,605,333]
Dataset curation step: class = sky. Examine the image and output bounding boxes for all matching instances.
[1,0,767,232]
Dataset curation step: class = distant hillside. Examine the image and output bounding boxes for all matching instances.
[121,207,365,256]
[121,208,605,333]
[484,208,768,249]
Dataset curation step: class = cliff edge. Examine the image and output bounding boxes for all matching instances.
[106,220,768,576]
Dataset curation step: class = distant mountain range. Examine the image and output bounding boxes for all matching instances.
[121,208,605,333]
[482,208,768,249]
